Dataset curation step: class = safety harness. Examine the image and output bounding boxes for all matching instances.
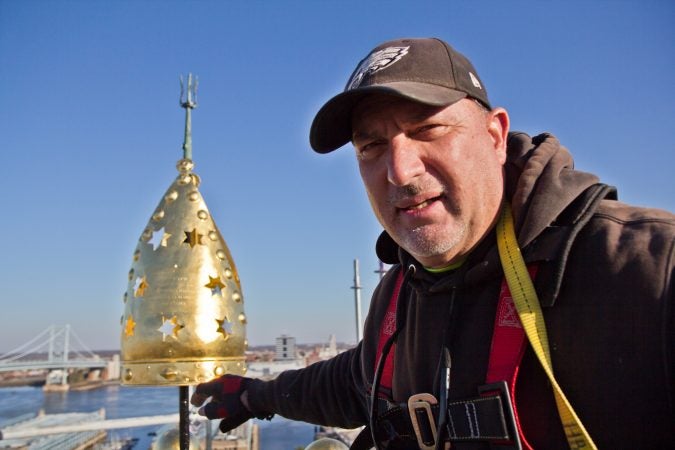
[351,203,596,450]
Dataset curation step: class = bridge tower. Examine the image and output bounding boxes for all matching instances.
[45,324,72,389]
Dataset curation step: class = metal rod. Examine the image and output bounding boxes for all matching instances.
[205,420,213,450]
[179,386,190,449]
[351,259,363,342]
[180,73,198,161]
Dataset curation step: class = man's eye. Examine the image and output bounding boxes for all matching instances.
[413,124,439,136]
[357,141,385,159]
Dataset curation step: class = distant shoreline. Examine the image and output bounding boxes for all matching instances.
[0,377,119,390]
[0,375,46,388]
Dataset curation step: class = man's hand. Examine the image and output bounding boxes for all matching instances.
[190,374,257,432]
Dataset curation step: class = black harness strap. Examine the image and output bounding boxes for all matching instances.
[352,386,520,450]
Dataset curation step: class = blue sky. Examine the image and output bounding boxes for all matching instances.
[0,0,673,352]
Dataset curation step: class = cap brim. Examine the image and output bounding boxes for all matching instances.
[309,82,468,153]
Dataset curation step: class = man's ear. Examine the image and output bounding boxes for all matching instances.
[486,107,510,164]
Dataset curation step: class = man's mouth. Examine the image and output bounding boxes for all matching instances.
[398,194,444,212]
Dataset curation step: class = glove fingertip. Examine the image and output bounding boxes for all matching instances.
[218,414,249,433]
[193,379,218,397]
[202,401,226,419]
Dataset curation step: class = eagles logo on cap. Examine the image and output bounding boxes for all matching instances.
[347,46,410,91]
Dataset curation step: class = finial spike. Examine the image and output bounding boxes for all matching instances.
[179,73,198,161]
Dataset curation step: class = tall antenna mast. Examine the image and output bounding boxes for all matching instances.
[374,260,388,280]
[179,73,198,161]
[351,259,363,342]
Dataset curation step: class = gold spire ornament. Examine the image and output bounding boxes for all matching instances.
[120,74,246,386]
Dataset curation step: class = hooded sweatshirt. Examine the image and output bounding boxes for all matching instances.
[248,133,675,448]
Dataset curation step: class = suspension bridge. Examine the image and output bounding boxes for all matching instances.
[0,325,111,387]
[0,325,194,447]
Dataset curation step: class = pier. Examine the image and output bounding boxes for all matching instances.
[0,410,107,449]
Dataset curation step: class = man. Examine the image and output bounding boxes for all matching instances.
[191,38,674,449]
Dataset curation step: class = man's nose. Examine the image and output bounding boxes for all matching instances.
[387,136,424,186]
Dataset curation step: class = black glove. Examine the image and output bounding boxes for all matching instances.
[191,374,272,432]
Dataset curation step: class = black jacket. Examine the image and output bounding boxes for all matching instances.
[249,133,675,448]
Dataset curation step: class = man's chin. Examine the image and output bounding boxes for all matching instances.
[399,237,457,261]
[393,224,465,262]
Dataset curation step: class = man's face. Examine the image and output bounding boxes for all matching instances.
[352,95,509,268]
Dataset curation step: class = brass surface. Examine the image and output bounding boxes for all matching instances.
[305,438,350,450]
[121,159,246,385]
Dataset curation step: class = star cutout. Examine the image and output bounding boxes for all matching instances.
[183,228,203,248]
[205,275,225,296]
[158,315,184,340]
[148,227,171,250]
[124,315,136,337]
[216,317,233,339]
[133,276,149,298]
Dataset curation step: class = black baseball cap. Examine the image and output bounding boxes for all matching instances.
[310,38,491,153]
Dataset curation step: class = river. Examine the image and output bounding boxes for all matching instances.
[0,385,315,449]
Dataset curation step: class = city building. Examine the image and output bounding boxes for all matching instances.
[275,335,296,361]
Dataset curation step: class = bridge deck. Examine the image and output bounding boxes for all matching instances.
[0,360,108,372]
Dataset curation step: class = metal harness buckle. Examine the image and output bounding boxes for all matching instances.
[407,393,438,450]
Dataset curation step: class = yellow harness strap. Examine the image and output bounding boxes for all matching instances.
[496,202,597,449]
